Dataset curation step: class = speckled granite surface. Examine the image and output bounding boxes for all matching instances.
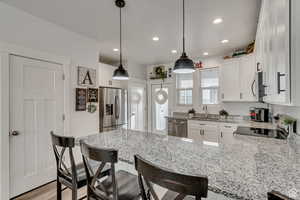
[77,130,300,200]
[166,114,278,130]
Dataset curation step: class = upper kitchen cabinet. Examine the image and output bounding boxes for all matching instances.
[255,0,300,106]
[291,0,300,106]
[220,59,240,101]
[220,54,257,102]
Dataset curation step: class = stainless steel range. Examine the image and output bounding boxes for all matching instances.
[234,127,288,140]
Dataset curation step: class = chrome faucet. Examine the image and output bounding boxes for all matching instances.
[203,105,209,118]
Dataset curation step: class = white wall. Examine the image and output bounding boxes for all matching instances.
[126,61,147,80]
[0,3,103,198]
[0,2,100,137]
[0,54,9,200]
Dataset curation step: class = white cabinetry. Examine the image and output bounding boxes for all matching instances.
[239,55,257,101]
[188,120,219,143]
[188,120,237,143]
[220,55,256,102]
[220,60,240,101]
[219,124,237,144]
[255,0,299,105]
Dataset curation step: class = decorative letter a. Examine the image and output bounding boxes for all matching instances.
[82,71,93,85]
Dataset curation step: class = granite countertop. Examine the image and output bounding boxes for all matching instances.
[77,130,300,200]
[165,115,278,130]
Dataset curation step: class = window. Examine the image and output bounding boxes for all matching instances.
[200,68,219,104]
[176,73,193,105]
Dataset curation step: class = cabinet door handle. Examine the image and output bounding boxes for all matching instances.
[221,132,223,138]
[277,72,286,94]
[222,93,225,99]
[240,93,243,99]
[224,126,232,128]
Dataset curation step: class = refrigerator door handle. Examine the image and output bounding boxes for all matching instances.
[115,95,120,119]
[251,79,256,97]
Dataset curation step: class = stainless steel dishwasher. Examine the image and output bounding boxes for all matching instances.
[167,118,188,138]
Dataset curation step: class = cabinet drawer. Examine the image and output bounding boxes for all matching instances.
[188,120,219,130]
[219,124,237,133]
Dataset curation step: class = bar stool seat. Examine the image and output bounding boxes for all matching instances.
[61,162,110,187]
[100,170,140,200]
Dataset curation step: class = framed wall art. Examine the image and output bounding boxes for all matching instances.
[75,88,87,111]
[88,88,98,102]
[78,66,96,87]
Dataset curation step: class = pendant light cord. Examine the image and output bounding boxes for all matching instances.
[119,6,123,65]
[182,0,185,53]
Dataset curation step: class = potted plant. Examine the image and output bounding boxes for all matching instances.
[188,108,196,118]
[283,116,296,139]
[219,109,229,120]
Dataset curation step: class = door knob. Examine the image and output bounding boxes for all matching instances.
[10,130,20,136]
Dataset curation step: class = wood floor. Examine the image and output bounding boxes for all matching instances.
[13,181,87,200]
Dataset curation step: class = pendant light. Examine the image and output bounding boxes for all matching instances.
[173,0,195,74]
[113,0,129,80]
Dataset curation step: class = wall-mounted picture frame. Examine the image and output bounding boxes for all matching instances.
[88,88,98,103]
[78,66,96,87]
[76,88,87,111]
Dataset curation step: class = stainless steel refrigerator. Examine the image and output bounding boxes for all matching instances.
[99,87,128,132]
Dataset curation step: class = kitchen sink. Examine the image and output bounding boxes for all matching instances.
[191,117,220,121]
[190,117,237,123]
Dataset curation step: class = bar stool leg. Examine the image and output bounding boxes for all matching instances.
[56,179,62,200]
[72,188,77,200]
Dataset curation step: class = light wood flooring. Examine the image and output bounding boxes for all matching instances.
[13,181,86,200]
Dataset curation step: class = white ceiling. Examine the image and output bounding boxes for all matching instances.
[1,0,261,66]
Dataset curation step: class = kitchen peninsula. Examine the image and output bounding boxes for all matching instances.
[78,129,300,200]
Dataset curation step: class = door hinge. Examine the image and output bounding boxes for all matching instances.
[62,74,65,80]
[62,114,66,121]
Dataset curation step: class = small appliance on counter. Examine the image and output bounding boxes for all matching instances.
[234,127,288,140]
[249,107,269,122]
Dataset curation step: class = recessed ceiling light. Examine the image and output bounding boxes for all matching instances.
[221,39,229,44]
[113,48,119,52]
[203,52,209,56]
[152,36,159,41]
[171,50,177,54]
[213,18,223,24]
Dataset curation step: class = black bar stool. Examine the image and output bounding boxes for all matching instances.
[50,132,110,200]
[134,154,208,200]
[80,141,141,200]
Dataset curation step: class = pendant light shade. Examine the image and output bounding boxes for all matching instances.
[112,64,129,80]
[173,0,195,74]
[173,52,195,74]
[113,0,129,80]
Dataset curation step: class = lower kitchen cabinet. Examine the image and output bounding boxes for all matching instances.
[188,120,237,144]
[219,124,237,144]
[188,120,220,143]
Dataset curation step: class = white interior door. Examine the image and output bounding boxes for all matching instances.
[9,55,64,198]
[128,83,147,131]
[151,84,171,134]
